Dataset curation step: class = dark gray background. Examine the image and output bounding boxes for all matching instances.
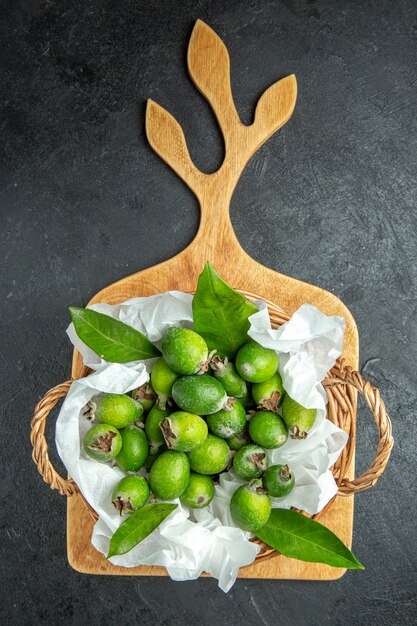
[1,0,416,624]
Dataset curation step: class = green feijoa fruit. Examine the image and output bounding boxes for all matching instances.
[187,434,230,475]
[160,411,208,452]
[262,464,295,498]
[248,411,288,449]
[145,405,171,450]
[252,372,285,412]
[233,444,268,480]
[151,357,180,409]
[226,427,251,451]
[144,444,167,472]
[161,327,208,375]
[206,400,246,439]
[172,374,227,415]
[180,473,215,508]
[112,475,150,515]
[131,381,156,413]
[149,450,190,500]
[116,425,149,472]
[230,479,271,532]
[282,395,317,439]
[211,360,251,407]
[236,342,278,384]
[83,424,122,462]
[90,393,144,429]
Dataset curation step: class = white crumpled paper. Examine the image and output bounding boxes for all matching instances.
[57,291,347,592]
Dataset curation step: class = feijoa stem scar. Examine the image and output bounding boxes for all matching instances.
[259,391,281,412]
[160,418,177,448]
[292,426,308,439]
[132,382,157,412]
[88,431,117,453]
[83,424,122,462]
[251,451,267,470]
[82,400,96,421]
[281,464,291,480]
[113,496,135,515]
[197,349,218,374]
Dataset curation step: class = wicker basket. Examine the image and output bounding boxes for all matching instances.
[30,293,393,566]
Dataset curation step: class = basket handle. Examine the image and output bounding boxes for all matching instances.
[30,381,78,497]
[323,365,394,495]
[31,367,393,499]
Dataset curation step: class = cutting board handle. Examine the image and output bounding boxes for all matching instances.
[146,20,297,259]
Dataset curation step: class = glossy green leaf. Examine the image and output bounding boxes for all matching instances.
[107,503,177,558]
[255,509,364,570]
[69,307,160,362]
[192,263,258,359]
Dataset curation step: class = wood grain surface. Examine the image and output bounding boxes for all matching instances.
[68,20,358,580]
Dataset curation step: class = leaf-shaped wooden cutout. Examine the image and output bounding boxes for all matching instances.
[188,19,240,136]
[253,74,297,144]
[146,99,203,192]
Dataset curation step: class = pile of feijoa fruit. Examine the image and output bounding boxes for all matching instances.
[82,327,317,533]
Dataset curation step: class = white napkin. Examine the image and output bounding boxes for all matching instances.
[56,291,347,592]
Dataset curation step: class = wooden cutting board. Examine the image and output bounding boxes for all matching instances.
[67,20,358,580]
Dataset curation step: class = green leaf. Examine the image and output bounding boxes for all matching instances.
[192,263,258,359]
[69,307,160,362]
[107,503,177,558]
[255,509,364,570]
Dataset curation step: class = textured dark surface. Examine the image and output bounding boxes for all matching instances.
[1,0,416,624]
